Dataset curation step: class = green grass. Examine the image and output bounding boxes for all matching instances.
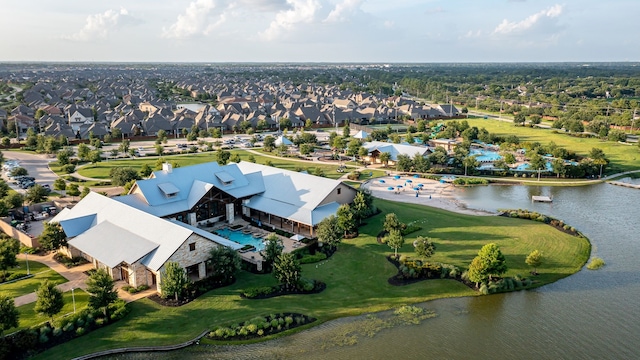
[4,289,90,334]
[76,150,350,181]
[0,260,68,298]
[36,198,590,360]
[463,118,640,173]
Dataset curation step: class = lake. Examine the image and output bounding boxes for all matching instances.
[112,180,640,359]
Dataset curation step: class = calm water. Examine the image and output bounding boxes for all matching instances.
[113,180,640,360]
[214,228,265,251]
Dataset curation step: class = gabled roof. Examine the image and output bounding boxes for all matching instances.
[363,141,429,161]
[116,162,263,217]
[50,192,205,271]
[236,162,348,226]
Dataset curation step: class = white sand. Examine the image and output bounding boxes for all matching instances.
[362,176,496,216]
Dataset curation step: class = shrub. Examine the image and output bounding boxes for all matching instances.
[39,333,49,344]
[270,319,278,328]
[479,283,489,295]
[242,286,276,298]
[76,327,85,336]
[109,299,129,321]
[63,323,74,332]
[257,329,264,336]
[52,327,63,337]
[246,324,258,333]
[299,253,327,264]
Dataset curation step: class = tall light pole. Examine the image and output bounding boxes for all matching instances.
[71,288,76,313]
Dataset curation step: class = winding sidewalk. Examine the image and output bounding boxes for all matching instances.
[12,253,154,307]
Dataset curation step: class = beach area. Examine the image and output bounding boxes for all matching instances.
[362,176,496,216]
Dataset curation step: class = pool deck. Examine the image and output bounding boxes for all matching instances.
[201,220,307,264]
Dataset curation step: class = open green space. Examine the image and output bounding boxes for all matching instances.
[75,150,349,181]
[0,259,68,299]
[36,198,589,359]
[4,289,90,334]
[462,118,640,173]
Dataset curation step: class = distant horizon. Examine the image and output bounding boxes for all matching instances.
[1,1,638,63]
[1,61,638,65]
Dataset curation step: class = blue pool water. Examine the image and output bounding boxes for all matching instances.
[470,149,502,162]
[214,228,265,251]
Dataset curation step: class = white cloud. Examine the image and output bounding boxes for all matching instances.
[66,8,135,41]
[260,0,321,40]
[383,20,394,29]
[162,0,221,39]
[493,4,563,35]
[324,0,363,23]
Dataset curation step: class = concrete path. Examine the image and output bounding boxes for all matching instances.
[12,253,153,307]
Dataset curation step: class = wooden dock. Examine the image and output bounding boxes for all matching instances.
[609,181,640,189]
[532,195,553,203]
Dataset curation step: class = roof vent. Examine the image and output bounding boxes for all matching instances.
[162,162,172,173]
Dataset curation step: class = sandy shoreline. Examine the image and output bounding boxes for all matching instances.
[362,176,496,216]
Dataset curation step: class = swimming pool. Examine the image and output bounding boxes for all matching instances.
[470,149,502,162]
[214,228,265,251]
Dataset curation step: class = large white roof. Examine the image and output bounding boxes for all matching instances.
[363,141,429,161]
[236,162,345,226]
[51,192,227,271]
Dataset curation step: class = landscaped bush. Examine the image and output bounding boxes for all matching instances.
[53,253,89,268]
[401,224,422,236]
[0,271,30,283]
[207,313,316,341]
[299,253,327,264]
[500,209,580,236]
[122,284,150,294]
[453,178,489,186]
[241,280,325,299]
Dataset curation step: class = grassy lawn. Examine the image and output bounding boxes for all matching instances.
[462,118,640,173]
[76,150,349,181]
[0,259,68,299]
[4,289,90,334]
[36,198,589,359]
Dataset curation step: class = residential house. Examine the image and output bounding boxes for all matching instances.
[362,141,431,165]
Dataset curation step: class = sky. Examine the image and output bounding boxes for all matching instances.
[0,0,638,63]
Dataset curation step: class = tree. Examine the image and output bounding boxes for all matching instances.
[342,124,350,138]
[24,184,50,204]
[551,158,566,178]
[216,149,231,165]
[4,192,23,209]
[139,164,153,178]
[414,236,436,258]
[395,154,413,172]
[119,139,130,155]
[208,246,241,280]
[81,186,91,199]
[336,204,356,236]
[34,280,64,322]
[526,250,543,275]
[477,243,507,280]
[66,183,80,200]
[0,181,8,198]
[0,238,20,276]
[0,294,19,336]
[263,135,276,152]
[351,191,369,224]
[77,143,90,161]
[56,147,74,165]
[383,213,404,233]
[154,144,164,156]
[39,222,67,251]
[589,148,608,178]
[316,215,343,250]
[88,149,102,165]
[463,155,479,176]
[467,256,489,288]
[261,234,284,267]
[384,229,405,257]
[86,268,119,318]
[379,151,391,167]
[161,261,189,301]
[109,167,140,186]
[10,167,28,177]
[273,253,301,291]
[513,113,526,126]
[528,153,546,181]
[53,178,67,191]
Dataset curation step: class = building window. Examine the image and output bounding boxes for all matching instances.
[337,187,341,195]
[189,243,196,251]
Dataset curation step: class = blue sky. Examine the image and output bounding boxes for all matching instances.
[0,0,638,62]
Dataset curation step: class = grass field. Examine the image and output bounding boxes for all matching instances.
[4,289,89,334]
[462,119,640,173]
[75,150,350,181]
[0,259,68,299]
[35,198,590,359]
